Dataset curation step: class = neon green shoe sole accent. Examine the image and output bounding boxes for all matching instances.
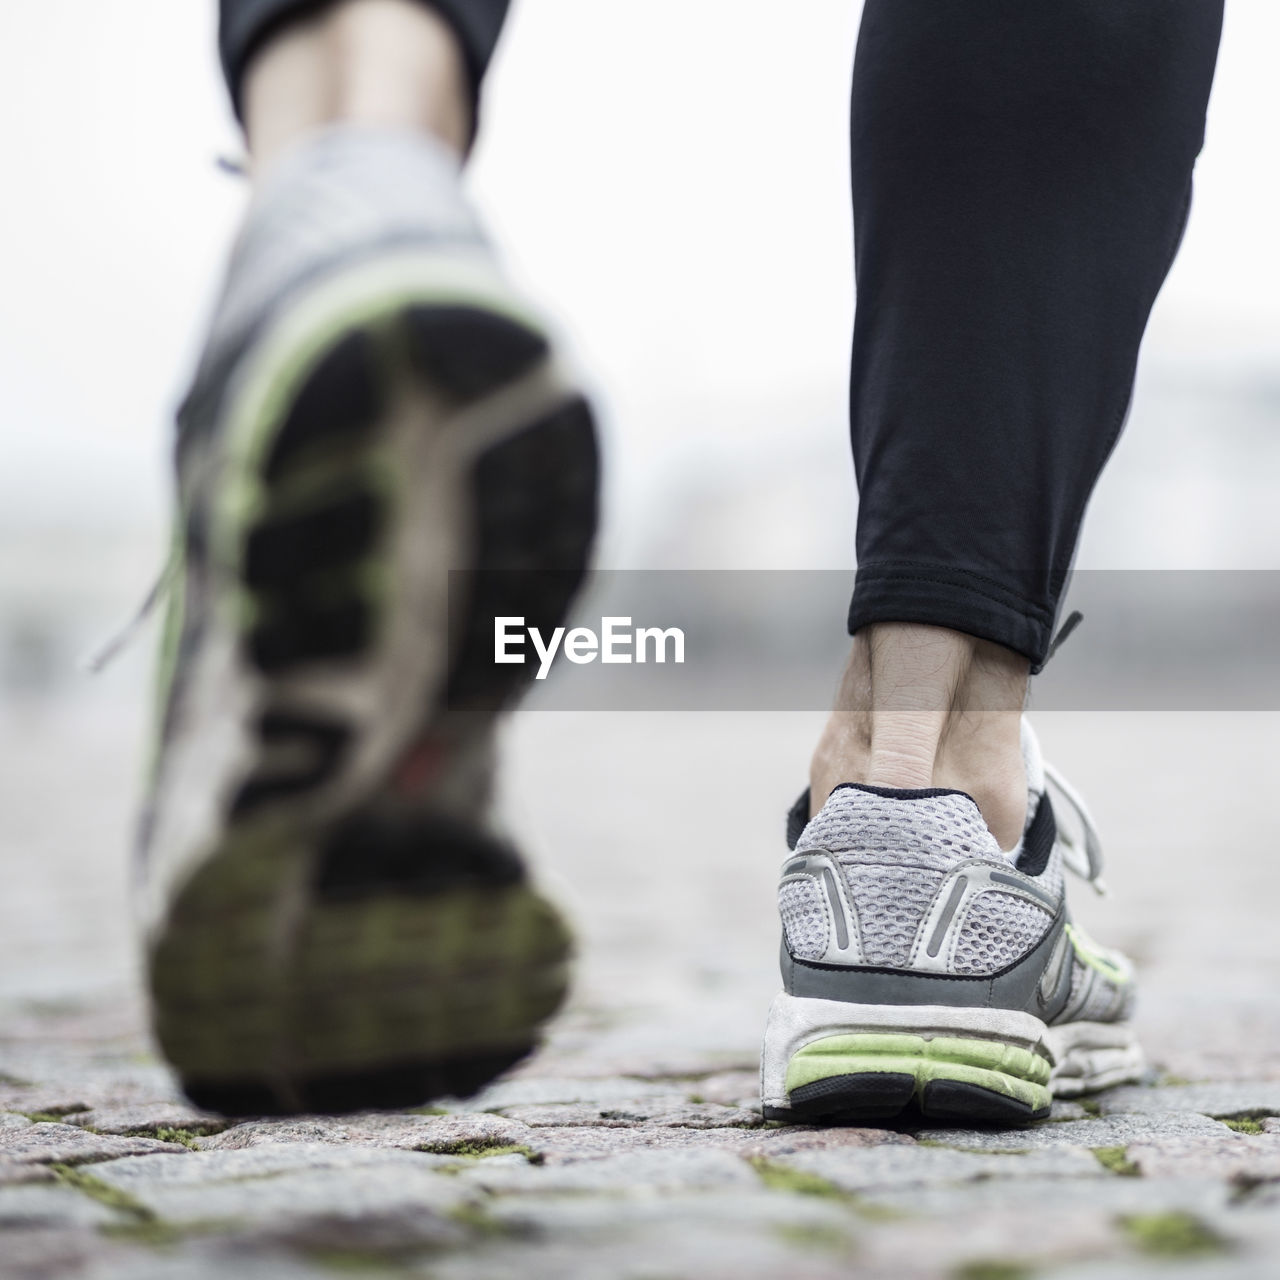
[150,826,573,1083]
[785,1033,1052,1111]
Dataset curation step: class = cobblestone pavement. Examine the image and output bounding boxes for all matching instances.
[3,702,1280,1279]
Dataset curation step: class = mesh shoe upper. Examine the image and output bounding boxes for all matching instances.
[178,126,486,453]
[777,723,1135,1026]
[784,783,1058,978]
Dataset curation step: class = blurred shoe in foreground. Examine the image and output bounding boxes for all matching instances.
[763,719,1142,1125]
[139,126,598,1115]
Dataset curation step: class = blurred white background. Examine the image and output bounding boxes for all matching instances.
[0,0,1278,692]
[0,1,1278,1043]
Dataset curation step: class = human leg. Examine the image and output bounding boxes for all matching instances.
[813,0,1224,840]
[238,0,477,167]
[766,1,1223,1126]
[141,0,597,1114]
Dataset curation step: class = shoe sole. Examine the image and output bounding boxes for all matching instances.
[147,252,597,1115]
[760,995,1143,1126]
[1043,1019,1147,1099]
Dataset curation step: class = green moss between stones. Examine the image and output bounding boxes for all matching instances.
[1092,1146,1140,1177]
[851,1198,908,1223]
[150,1126,220,1149]
[1076,1098,1102,1117]
[419,1140,539,1161]
[448,1202,528,1239]
[52,1164,154,1222]
[953,1261,1033,1280]
[915,1139,1035,1154]
[1120,1212,1229,1258]
[304,1248,405,1275]
[22,1107,97,1126]
[750,1157,847,1200]
[101,1220,183,1246]
[774,1222,854,1253]
[1223,1117,1266,1135]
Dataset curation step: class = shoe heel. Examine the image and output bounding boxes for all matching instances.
[772,1032,1052,1126]
[150,816,573,1116]
[761,994,1053,1127]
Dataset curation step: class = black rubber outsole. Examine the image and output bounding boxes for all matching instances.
[765,1074,1050,1128]
[183,1048,532,1118]
[236,304,598,823]
[155,300,594,1118]
[313,809,527,900]
[243,302,598,709]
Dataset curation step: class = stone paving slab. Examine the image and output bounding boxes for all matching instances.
[1199,1202,1280,1253]
[422,1228,863,1280]
[474,1186,865,1237]
[684,1069,761,1107]
[0,1122,187,1166]
[498,1122,768,1161]
[65,1102,227,1137]
[5,711,1280,1277]
[860,1173,1234,1218]
[1053,1260,1273,1280]
[0,1184,125,1230]
[0,1227,125,1280]
[452,1075,686,1110]
[1126,1133,1280,1180]
[462,1146,762,1194]
[489,1120,904,1162]
[0,1163,54,1188]
[853,1174,1264,1277]
[855,1204,1123,1276]
[113,1161,475,1230]
[88,1144,464,1189]
[773,1143,1105,1192]
[1240,1180,1280,1206]
[81,1243,336,1280]
[0,1065,179,1123]
[198,1111,531,1153]
[495,1099,765,1129]
[916,1111,1232,1150]
[741,1125,915,1157]
[1098,1082,1280,1119]
[428,1191,867,1280]
[0,1086,92,1118]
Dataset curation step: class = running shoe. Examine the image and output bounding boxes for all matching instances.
[139,127,598,1115]
[762,719,1143,1125]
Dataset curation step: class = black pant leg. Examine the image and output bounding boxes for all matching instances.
[218,0,510,126]
[846,0,1223,668]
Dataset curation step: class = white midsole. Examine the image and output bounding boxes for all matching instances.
[1044,1019,1146,1097]
[761,994,1050,1109]
[760,992,1143,1108]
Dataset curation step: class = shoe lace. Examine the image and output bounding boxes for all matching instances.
[81,552,176,674]
[1044,759,1108,896]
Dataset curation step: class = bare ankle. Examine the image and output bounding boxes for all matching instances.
[810,624,1029,848]
[243,0,472,174]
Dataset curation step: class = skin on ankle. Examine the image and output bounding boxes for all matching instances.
[242,0,472,175]
[810,623,1030,849]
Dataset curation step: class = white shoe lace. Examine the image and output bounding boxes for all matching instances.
[81,552,176,674]
[1043,758,1108,896]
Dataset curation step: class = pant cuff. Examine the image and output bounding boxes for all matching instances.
[847,563,1055,671]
